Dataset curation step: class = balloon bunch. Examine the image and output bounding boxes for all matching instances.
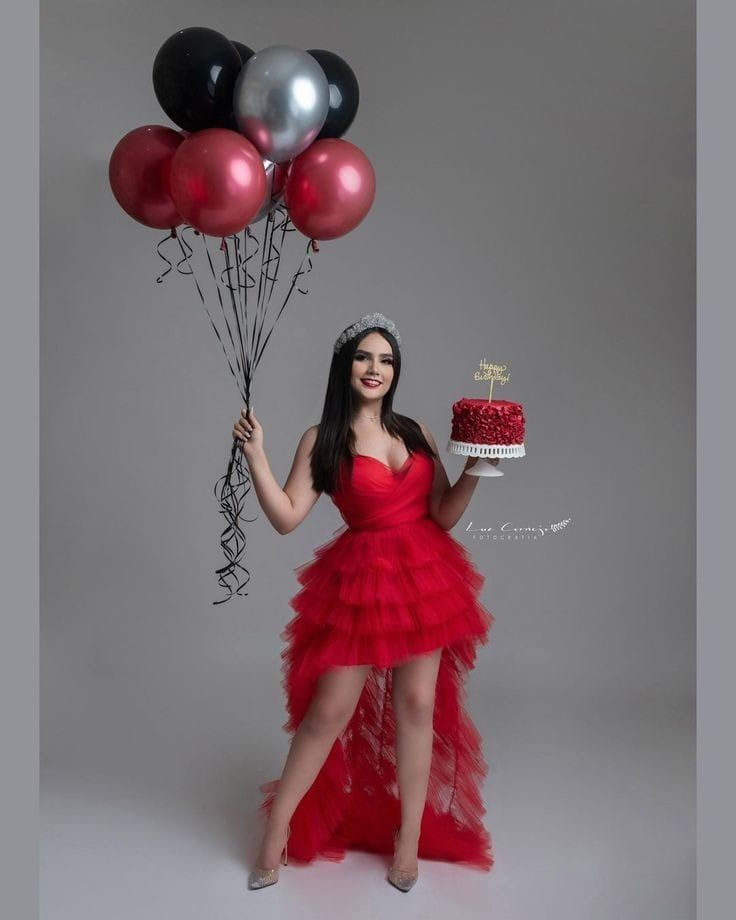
[108,27,376,604]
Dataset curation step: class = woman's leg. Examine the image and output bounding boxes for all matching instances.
[255,663,372,867]
[391,647,443,869]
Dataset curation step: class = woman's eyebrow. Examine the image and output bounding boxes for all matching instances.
[356,350,393,358]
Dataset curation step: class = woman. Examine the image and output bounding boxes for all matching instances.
[232,312,498,892]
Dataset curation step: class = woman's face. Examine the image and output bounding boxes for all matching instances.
[350,331,395,406]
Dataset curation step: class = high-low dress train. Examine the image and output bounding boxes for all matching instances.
[257,449,496,870]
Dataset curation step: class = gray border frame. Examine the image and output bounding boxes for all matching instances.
[0,1,732,916]
[1,2,39,918]
[697,2,735,916]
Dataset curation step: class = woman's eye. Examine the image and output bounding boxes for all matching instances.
[355,355,392,364]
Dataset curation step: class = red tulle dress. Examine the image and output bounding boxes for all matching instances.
[257,449,496,870]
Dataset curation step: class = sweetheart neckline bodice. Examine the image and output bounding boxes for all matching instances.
[350,452,414,475]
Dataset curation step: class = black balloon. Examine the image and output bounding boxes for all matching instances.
[153,27,243,132]
[306,49,359,140]
[231,41,255,66]
[227,40,256,131]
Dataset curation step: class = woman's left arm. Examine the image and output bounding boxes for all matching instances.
[419,421,487,530]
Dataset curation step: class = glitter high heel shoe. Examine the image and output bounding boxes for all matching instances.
[247,823,291,890]
[387,827,419,892]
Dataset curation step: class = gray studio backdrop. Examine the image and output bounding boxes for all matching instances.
[41,2,694,918]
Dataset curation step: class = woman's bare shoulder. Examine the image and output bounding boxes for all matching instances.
[417,420,439,450]
[296,425,320,453]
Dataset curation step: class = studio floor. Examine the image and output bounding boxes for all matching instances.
[41,688,694,920]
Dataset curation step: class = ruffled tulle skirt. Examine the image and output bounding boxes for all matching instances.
[257,516,496,869]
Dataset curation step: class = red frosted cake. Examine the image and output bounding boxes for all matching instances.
[448,397,526,458]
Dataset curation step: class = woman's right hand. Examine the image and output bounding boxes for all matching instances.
[232,406,264,458]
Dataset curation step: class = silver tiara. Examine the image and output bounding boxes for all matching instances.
[333,312,401,353]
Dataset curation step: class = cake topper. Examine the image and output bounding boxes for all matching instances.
[473,359,510,403]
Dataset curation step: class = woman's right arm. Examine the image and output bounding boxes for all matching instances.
[232,408,321,535]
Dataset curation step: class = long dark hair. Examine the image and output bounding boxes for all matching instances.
[310,324,437,494]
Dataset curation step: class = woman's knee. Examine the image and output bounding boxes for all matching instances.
[302,691,357,735]
[393,686,436,726]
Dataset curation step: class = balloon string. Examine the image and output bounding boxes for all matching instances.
[244,226,260,367]
[266,206,296,303]
[262,205,289,298]
[251,201,285,368]
[245,226,260,287]
[183,228,246,400]
[264,206,294,304]
[221,237,252,404]
[244,228,260,292]
[176,234,194,275]
[254,239,318,370]
[216,230,318,601]
[296,235,318,294]
[247,217,268,376]
[240,230,258,372]
[174,228,247,403]
[232,232,250,382]
[154,228,177,283]
[220,236,249,388]
[232,232,251,386]
[200,232,247,398]
[161,220,321,603]
[175,230,196,276]
[253,170,276,341]
[252,167,290,370]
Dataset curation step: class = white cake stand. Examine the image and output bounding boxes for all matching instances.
[446,439,526,478]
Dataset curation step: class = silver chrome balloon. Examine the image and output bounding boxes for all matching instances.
[250,160,284,224]
[233,45,330,163]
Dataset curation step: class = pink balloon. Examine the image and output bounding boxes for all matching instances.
[283,139,376,240]
[169,128,267,236]
[108,125,184,229]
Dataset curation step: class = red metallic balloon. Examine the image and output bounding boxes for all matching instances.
[108,125,184,229]
[283,139,376,240]
[169,128,267,236]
